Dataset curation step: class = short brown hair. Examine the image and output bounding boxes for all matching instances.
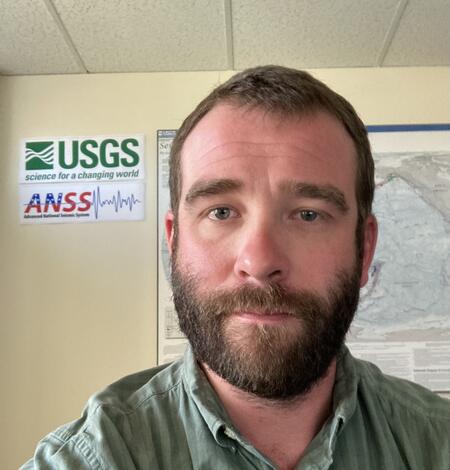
[169,65,374,226]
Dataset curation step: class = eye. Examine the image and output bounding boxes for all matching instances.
[207,207,237,221]
[297,210,319,222]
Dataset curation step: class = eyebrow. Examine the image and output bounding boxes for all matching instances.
[184,178,243,205]
[184,178,349,213]
[280,180,349,213]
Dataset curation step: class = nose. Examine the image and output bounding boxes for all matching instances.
[233,222,290,285]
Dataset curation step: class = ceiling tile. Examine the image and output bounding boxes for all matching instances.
[383,0,450,66]
[52,0,229,72]
[0,0,83,75]
[232,0,400,69]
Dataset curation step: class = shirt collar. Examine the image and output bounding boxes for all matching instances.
[181,344,360,456]
[299,345,359,468]
[333,345,359,427]
[181,345,238,448]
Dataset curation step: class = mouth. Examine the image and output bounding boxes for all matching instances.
[233,310,295,325]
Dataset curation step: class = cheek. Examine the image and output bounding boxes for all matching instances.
[291,234,357,287]
[176,231,233,280]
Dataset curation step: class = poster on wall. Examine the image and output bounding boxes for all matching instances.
[20,182,145,224]
[156,125,450,394]
[347,124,450,394]
[157,130,187,362]
[19,134,145,223]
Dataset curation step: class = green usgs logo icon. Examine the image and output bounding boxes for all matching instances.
[25,141,55,170]
[25,137,140,171]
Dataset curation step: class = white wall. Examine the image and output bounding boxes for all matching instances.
[1,67,449,469]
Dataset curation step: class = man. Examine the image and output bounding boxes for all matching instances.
[23,66,450,469]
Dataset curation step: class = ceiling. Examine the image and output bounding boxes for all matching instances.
[0,0,449,76]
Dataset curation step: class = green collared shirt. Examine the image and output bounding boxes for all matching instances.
[22,346,450,469]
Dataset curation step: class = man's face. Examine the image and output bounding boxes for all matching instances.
[166,104,377,399]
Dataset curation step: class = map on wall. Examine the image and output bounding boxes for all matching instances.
[347,145,450,393]
[157,126,450,394]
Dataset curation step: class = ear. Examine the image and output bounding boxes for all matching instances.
[359,214,378,287]
[165,210,175,256]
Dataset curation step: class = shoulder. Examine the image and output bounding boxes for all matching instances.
[23,359,186,469]
[87,357,185,413]
[345,352,450,468]
[351,353,450,423]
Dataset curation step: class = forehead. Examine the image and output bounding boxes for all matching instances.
[180,104,357,195]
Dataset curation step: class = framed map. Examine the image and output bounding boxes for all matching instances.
[348,124,450,395]
[157,125,450,395]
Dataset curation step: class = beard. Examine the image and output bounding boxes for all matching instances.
[171,256,361,401]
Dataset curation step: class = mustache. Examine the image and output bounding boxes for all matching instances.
[192,282,330,319]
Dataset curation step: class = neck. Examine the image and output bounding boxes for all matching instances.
[201,359,337,470]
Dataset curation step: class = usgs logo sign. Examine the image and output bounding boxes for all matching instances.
[20,134,145,183]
